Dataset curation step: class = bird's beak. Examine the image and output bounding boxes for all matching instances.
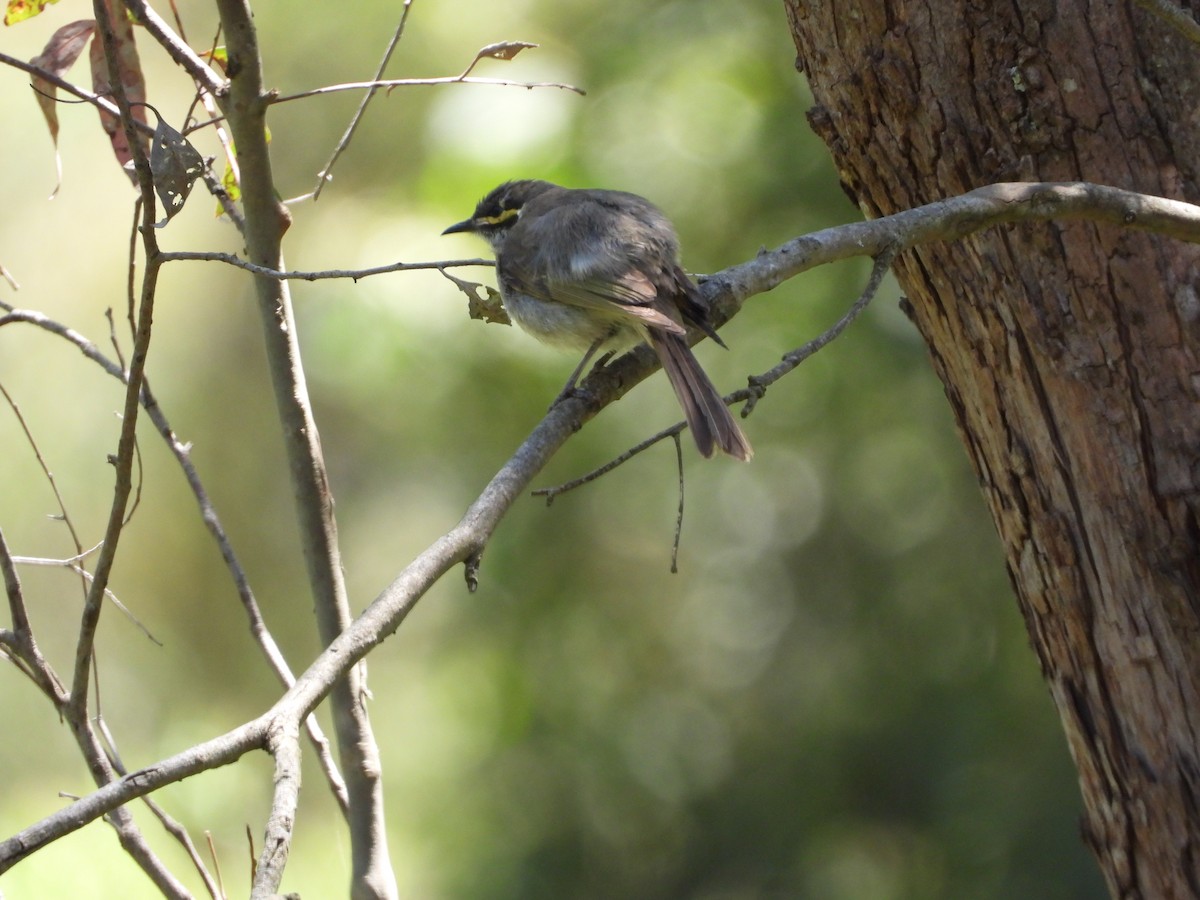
[441,218,477,235]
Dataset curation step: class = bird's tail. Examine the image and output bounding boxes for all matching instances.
[649,330,753,461]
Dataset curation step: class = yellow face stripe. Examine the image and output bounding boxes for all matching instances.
[481,207,520,226]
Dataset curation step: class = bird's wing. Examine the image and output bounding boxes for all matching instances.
[502,197,687,335]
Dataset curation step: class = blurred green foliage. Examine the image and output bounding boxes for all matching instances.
[0,0,1104,897]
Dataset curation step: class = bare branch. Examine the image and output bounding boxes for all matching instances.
[6,180,1200,881]
[273,73,586,107]
[69,0,163,716]
[122,0,226,96]
[0,527,67,705]
[313,0,415,200]
[252,722,302,898]
[0,303,348,811]
[704,182,1200,321]
[0,716,269,872]
[158,249,494,281]
[741,244,896,412]
[0,382,88,563]
[0,50,130,127]
[213,0,394,893]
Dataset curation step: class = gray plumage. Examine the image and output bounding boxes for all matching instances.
[443,180,752,461]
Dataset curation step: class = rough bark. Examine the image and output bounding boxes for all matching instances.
[785,2,1200,896]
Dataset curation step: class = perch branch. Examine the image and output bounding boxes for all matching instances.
[5,180,1200,882]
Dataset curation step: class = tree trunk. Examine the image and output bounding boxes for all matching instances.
[784,2,1200,896]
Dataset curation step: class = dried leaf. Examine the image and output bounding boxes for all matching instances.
[29,19,96,197]
[149,114,204,227]
[89,0,148,179]
[4,0,61,26]
[475,40,538,62]
[468,285,510,325]
[28,17,92,75]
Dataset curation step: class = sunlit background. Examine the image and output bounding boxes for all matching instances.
[0,1,1105,897]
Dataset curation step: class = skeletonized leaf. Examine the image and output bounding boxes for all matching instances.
[89,0,148,180]
[4,0,62,26]
[29,19,96,197]
[150,113,205,227]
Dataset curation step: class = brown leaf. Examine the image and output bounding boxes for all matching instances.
[468,285,511,325]
[29,19,96,196]
[30,18,94,76]
[149,113,205,226]
[475,40,538,62]
[89,0,148,180]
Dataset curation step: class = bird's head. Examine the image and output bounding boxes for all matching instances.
[441,180,556,251]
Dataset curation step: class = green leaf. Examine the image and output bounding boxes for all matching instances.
[4,0,62,26]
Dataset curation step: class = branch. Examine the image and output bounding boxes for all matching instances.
[6,180,1200,877]
[157,250,493,280]
[70,0,162,721]
[212,0,394,894]
[0,51,126,122]
[533,245,897,498]
[0,303,349,810]
[272,73,586,107]
[702,181,1200,323]
[122,0,225,96]
[312,0,414,200]
[0,527,66,706]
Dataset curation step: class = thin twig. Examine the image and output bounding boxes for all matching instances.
[0,52,151,135]
[0,383,87,559]
[0,304,349,814]
[94,666,222,898]
[535,246,890,494]
[7,181,1200,876]
[274,74,586,107]
[670,433,684,574]
[742,244,897,413]
[0,527,67,705]
[206,832,226,900]
[11,553,161,645]
[158,249,493,280]
[123,0,225,96]
[313,0,415,200]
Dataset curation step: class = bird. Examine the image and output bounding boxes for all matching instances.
[442,179,752,461]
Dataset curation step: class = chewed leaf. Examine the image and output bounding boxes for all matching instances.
[90,0,148,179]
[29,19,96,196]
[468,285,511,325]
[149,114,205,227]
[475,40,538,62]
[4,0,62,26]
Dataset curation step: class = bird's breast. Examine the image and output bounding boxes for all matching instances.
[502,290,639,351]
